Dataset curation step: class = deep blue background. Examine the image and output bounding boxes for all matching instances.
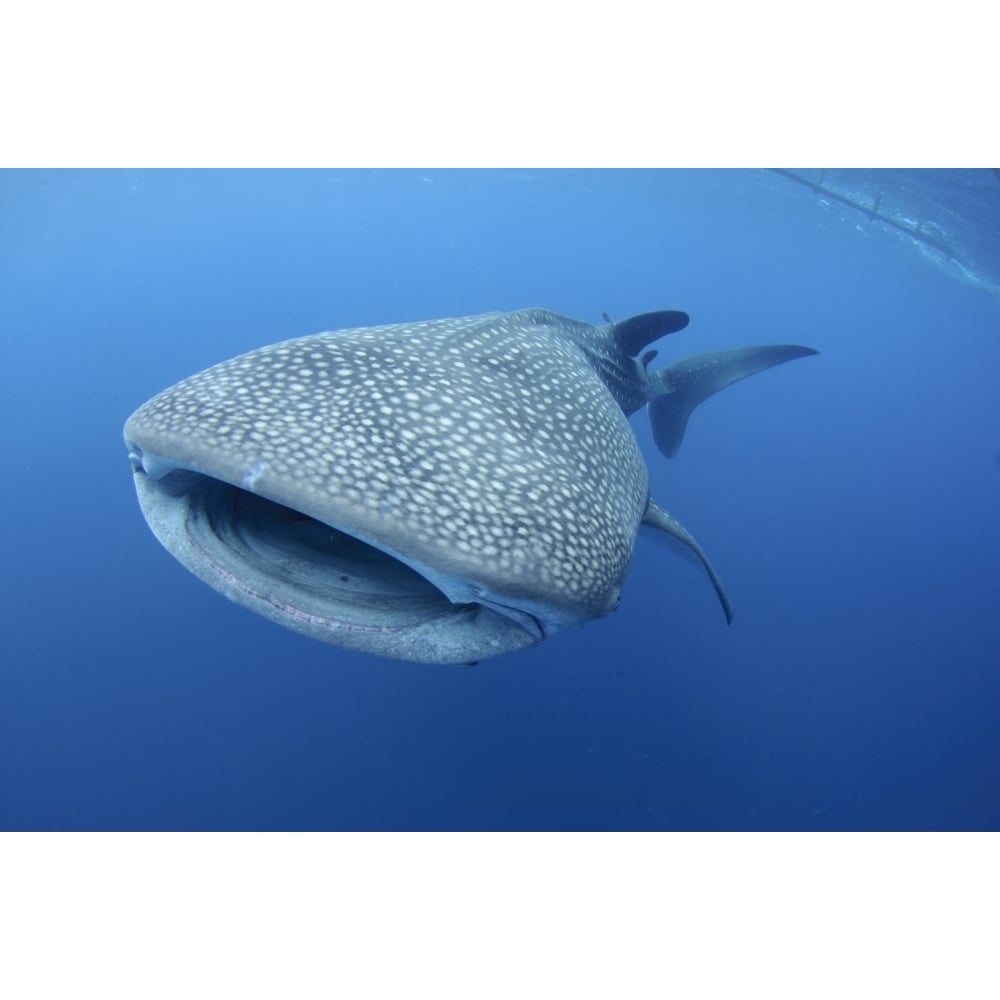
[2,169,998,830]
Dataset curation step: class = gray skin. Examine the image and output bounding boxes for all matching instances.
[124,308,817,664]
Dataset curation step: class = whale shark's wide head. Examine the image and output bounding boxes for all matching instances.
[124,308,816,663]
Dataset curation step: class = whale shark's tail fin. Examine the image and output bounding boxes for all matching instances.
[649,345,818,459]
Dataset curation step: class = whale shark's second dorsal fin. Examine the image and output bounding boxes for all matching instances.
[649,345,819,458]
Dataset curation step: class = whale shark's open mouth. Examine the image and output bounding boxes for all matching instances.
[127,455,538,664]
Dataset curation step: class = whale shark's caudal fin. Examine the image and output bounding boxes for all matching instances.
[649,345,818,459]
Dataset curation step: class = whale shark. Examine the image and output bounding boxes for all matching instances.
[123,307,817,663]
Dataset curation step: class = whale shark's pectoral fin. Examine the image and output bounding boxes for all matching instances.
[642,498,735,624]
[650,344,818,458]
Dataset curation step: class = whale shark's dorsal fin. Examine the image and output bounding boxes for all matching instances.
[611,310,690,357]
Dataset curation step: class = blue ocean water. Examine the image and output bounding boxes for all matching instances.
[1,168,998,831]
